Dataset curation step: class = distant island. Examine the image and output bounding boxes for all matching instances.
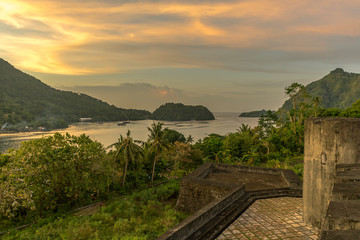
[239,109,274,117]
[151,103,215,121]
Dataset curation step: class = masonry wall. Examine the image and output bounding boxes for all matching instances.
[303,118,360,228]
[175,163,234,213]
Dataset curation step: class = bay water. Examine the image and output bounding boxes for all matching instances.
[0,113,258,153]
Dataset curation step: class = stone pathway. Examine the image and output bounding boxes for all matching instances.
[216,197,319,240]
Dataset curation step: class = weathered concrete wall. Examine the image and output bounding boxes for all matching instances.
[303,118,360,229]
[158,185,246,240]
[176,163,234,213]
[176,162,302,213]
[176,178,234,213]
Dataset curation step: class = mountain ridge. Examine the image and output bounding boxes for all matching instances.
[281,68,360,110]
[0,58,150,131]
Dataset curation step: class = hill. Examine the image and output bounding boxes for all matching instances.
[281,68,360,110]
[239,109,274,117]
[151,103,215,121]
[0,58,150,131]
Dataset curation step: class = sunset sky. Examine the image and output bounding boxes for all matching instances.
[1,0,360,112]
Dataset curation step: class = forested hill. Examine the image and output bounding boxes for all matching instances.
[282,68,360,109]
[239,109,274,117]
[151,103,215,121]
[0,58,150,130]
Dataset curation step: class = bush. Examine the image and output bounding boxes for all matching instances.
[0,133,113,219]
[1,181,188,240]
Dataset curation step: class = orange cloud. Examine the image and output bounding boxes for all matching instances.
[1,0,360,75]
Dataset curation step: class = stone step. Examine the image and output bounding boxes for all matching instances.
[336,163,360,172]
[320,230,360,240]
[332,182,360,201]
[326,201,360,230]
[336,170,360,183]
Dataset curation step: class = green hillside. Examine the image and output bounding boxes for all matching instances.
[0,58,150,130]
[151,103,215,121]
[282,68,360,110]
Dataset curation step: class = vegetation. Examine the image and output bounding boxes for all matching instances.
[318,98,360,118]
[110,130,144,187]
[4,75,360,238]
[0,133,112,220]
[151,103,215,121]
[0,124,199,237]
[1,181,188,240]
[281,68,360,110]
[147,122,171,182]
[239,109,274,117]
[0,58,150,131]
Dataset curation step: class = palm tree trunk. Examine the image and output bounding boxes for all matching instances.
[151,154,158,182]
[122,158,128,187]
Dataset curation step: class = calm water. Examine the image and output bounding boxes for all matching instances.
[0,113,258,153]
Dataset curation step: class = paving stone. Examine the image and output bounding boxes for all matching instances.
[216,197,319,240]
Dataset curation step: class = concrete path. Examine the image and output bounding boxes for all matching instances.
[216,197,319,240]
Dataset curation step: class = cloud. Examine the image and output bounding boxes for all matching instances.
[1,0,360,75]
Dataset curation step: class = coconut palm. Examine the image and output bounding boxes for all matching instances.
[238,123,252,135]
[110,130,143,186]
[147,122,170,182]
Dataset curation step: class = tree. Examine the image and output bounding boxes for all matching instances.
[147,122,170,182]
[163,129,186,144]
[0,133,111,217]
[237,123,252,135]
[111,130,143,187]
[311,96,321,117]
[198,134,224,161]
[241,146,260,166]
[186,135,194,144]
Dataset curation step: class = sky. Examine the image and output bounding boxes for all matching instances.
[1,0,360,112]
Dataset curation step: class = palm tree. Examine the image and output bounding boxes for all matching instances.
[147,122,170,182]
[110,130,143,187]
[312,96,321,117]
[238,123,252,135]
[241,147,260,166]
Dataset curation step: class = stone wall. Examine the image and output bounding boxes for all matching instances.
[176,162,301,213]
[176,163,234,213]
[158,162,302,240]
[303,118,360,229]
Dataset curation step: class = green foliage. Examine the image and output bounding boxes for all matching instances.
[151,103,215,121]
[1,181,188,240]
[165,142,204,177]
[147,122,171,182]
[0,133,112,219]
[163,129,186,144]
[0,59,150,131]
[318,99,360,118]
[110,130,144,187]
[196,134,224,161]
[223,132,254,160]
[282,68,360,110]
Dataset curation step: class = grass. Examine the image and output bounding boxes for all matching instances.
[1,180,189,240]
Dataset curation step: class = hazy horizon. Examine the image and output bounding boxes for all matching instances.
[2,0,360,112]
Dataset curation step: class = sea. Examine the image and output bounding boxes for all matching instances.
[0,113,259,153]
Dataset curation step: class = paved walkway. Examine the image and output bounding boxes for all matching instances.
[216,197,319,240]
